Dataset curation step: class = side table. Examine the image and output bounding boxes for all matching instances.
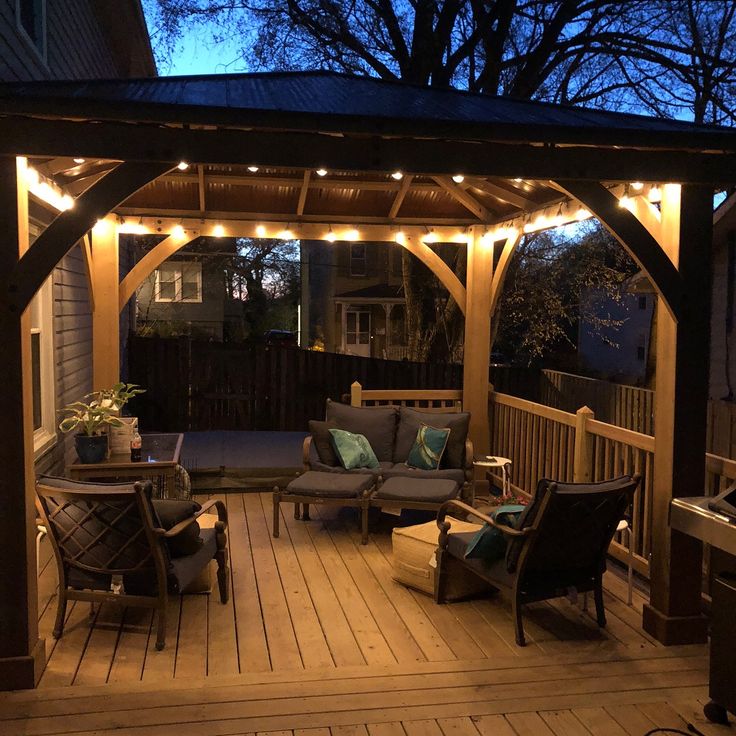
[473,455,513,499]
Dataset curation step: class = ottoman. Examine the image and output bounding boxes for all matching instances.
[371,476,461,512]
[273,471,375,543]
[392,518,492,599]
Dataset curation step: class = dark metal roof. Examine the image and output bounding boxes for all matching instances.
[335,283,405,300]
[2,71,735,150]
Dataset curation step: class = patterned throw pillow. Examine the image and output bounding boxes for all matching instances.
[406,424,451,470]
[328,428,380,470]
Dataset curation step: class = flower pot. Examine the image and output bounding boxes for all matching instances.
[75,434,109,464]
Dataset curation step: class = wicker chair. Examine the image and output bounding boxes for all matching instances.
[435,474,641,646]
[36,476,229,651]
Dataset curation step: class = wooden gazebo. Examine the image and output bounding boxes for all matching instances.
[1,71,734,689]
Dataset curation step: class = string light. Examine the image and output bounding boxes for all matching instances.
[278,227,295,240]
[177,161,189,171]
[631,181,644,191]
[316,168,328,177]
[325,226,337,243]
[213,224,225,237]
[391,171,403,180]
[247,166,259,173]
[513,178,523,183]
[24,165,74,211]
[422,228,437,243]
[256,225,267,237]
[576,208,592,220]
[648,185,662,202]
[172,224,186,239]
[73,158,85,164]
[395,231,406,245]
[452,174,465,184]
[344,228,360,241]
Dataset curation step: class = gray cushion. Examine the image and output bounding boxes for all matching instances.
[309,420,339,466]
[325,400,398,462]
[169,527,217,593]
[374,477,459,503]
[383,463,466,485]
[394,407,470,468]
[311,460,392,478]
[286,471,374,497]
[446,531,513,588]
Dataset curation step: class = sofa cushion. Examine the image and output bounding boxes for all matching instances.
[329,429,380,470]
[325,400,398,462]
[407,424,450,470]
[309,419,339,466]
[311,460,392,478]
[286,471,374,497]
[394,407,470,468]
[152,499,203,558]
[374,477,459,503]
[383,463,466,485]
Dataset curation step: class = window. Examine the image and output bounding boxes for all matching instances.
[638,295,647,310]
[29,222,56,455]
[349,243,366,276]
[16,0,46,59]
[155,262,202,303]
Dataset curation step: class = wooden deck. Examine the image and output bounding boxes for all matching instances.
[7,492,720,736]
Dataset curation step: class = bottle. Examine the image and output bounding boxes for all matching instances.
[130,430,142,462]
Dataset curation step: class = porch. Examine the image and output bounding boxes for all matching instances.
[12,490,714,736]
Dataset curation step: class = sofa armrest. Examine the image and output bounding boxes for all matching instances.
[464,438,474,473]
[302,435,313,471]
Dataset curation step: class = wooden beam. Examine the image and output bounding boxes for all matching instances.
[399,234,467,315]
[296,169,310,216]
[81,233,95,312]
[462,225,493,453]
[643,184,713,645]
[433,176,492,220]
[489,230,521,317]
[466,178,533,210]
[0,156,45,690]
[3,116,734,183]
[10,161,172,314]
[119,232,199,311]
[388,174,412,219]
[197,165,206,214]
[552,180,683,322]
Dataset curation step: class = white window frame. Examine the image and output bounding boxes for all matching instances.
[29,222,56,457]
[154,262,203,303]
[15,0,48,66]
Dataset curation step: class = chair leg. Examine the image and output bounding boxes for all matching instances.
[302,503,310,520]
[594,577,607,628]
[361,497,369,545]
[294,502,301,520]
[272,487,281,538]
[156,600,167,651]
[53,590,68,639]
[215,521,230,604]
[512,585,526,646]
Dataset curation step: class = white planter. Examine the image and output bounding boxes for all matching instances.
[109,417,138,454]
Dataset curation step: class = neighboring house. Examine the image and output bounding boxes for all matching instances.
[577,272,656,385]
[709,191,736,400]
[2,0,156,475]
[301,239,409,358]
[135,238,235,341]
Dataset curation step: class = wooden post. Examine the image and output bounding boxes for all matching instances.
[463,226,493,453]
[0,157,45,689]
[351,381,362,407]
[573,406,594,482]
[90,215,120,390]
[642,183,712,645]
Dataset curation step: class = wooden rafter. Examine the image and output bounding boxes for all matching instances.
[466,178,533,210]
[296,170,311,216]
[389,174,412,219]
[433,176,492,221]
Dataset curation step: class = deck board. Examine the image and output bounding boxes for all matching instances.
[23,491,714,736]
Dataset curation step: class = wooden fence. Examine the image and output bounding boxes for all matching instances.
[127,336,537,432]
[490,390,736,578]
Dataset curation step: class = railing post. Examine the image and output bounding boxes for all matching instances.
[573,406,595,482]
[350,381,362,407]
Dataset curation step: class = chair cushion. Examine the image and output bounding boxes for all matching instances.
[464,505,525,561]
[311,460,392,478]
[325,400,398,462]
[286,471,374,497]
[152,499,202,558]
[309,419,339,466]
[447,531,514,589]
[329,428,380,470]
[407,425,450,470]
[169,527,217,594]
[374,477,459,503]
[394,407,470,468]
[383,464,466,485]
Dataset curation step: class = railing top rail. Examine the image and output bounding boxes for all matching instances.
[491,390,576,427]
[706,452,736,479]
[359,389,463,400]
[587,418,655,452]
[542,368,656,397]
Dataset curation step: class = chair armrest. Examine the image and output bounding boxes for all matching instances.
[302,435,313,471]
[195,499,228,528]
[436,499,529,549]
[464,438,474,472]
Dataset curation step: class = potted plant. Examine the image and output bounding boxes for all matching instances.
[58,384,144,463]
[100,383,146,454]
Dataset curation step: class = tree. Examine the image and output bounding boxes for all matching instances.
[145,0,736,358]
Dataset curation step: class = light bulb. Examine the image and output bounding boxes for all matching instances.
[213,224,225,237]
[576,208,591,220]
[255,225,267,237]
[344,229,359,240]
[618,196,632,209]
[316,168,328,177]
[172,224,185,238]
[61,195,74,210]
[177,161,189,171]
[391,171,403,180]
[513,178,523,183]
[279,229,294,240]
[73,158,85,164]
[248,166,259,173]
[648,186,662,202]
[631,181,644,191]
[395,231,406,245]
[452,174,464,184]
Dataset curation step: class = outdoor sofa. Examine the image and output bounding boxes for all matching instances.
[272,399,473,542]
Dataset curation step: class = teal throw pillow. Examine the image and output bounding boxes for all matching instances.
[406,424,451,470]
[329,428,380,470]
[464,505,526,561]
